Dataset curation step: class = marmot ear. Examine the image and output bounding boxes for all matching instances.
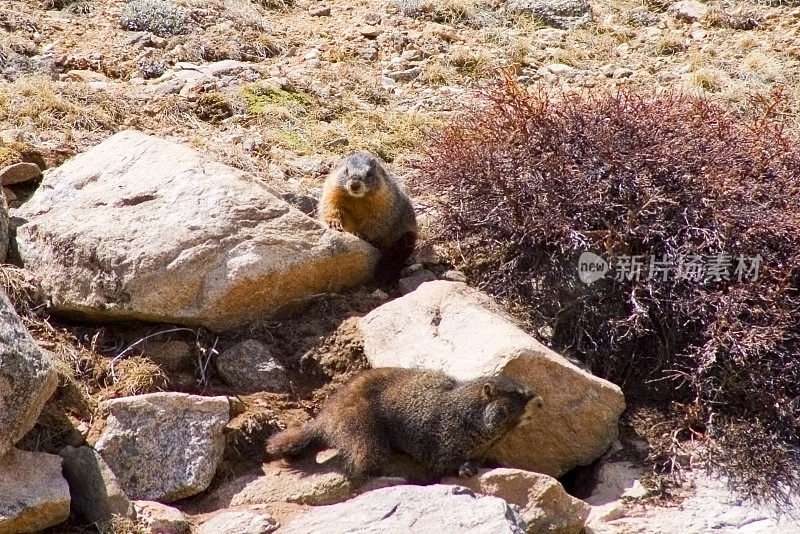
[483,383,494,398]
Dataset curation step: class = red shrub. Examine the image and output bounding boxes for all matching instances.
[419,80,800,500]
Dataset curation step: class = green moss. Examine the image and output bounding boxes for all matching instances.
[242,85,315,116]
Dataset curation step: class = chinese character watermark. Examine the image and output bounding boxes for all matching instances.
[576,252,762,285]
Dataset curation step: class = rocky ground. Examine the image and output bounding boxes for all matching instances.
[1,0,800,533]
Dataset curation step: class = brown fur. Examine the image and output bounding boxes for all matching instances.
[319,153,417,282]
[266,368,543,477]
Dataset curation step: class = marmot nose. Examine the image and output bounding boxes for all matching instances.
[531,396,544,409]
[347,180,365,194]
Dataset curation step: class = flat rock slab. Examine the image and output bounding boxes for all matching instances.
[0,291,57,459]
[281,484,526,534]
[360,281,625,477]
[13,130,378,332]
[209,459,356,508]
[93,392,230,502]
[0,449,70,534]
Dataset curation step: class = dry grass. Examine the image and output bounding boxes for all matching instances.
[398,0,489,24]
[656,34,686,56]
[0,76,124,138]
[241,80,439,160]
[98,515,151,534]
[421,59,460,86]
[447,46,494,78]
[0,265,44,316]
[690,67,727,91]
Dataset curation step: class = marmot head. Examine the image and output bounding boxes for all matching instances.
[338,152,388,198]
[480,376,544,433]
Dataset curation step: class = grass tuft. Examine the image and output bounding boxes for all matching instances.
[120,0,188,36]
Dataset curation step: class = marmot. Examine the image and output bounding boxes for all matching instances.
[266,368,543,477]
[319,153,418,282]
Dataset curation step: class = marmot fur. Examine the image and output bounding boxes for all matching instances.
[266,367,543,477]
[319,153,417,281]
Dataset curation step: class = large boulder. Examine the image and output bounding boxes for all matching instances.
[13,130,378,332]
[444,468,590,534]
[0,449,71,533]
[359,281,625,477]
[0,291,57,459]
[281,485,527,534]
[92,392,230,502]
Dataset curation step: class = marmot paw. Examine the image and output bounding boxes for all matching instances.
[327,219,344,231]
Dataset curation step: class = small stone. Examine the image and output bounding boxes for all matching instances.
[2,187,16,203]
[379,75,397,88]
[0,162,42,185]
[445,468,590,534]
[670,0,709,21]
[398,268,437,295]
[134,501,191,534]
[60,445,134,525]
[384,66,421,82]
[310,6,331,16]
[65,70,110,83]
[149,340,193,373]
[442,270,468,283]
[150,35,168,48]
[197,510,278,534]
[401,49,423,61]
[612,68,634,79]
[372,289,389,300]
[357,46,379,61]
[546,63,575,74]
[360,26,382,39]
[0,449,71,533]
[216,340,290,394]
[535,28,567,43]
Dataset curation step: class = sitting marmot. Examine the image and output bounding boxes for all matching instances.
[266,367,543,477]
[318,153,417,282]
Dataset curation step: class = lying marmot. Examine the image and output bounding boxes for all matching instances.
[266,368,543,477]
[318,153,417,282]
